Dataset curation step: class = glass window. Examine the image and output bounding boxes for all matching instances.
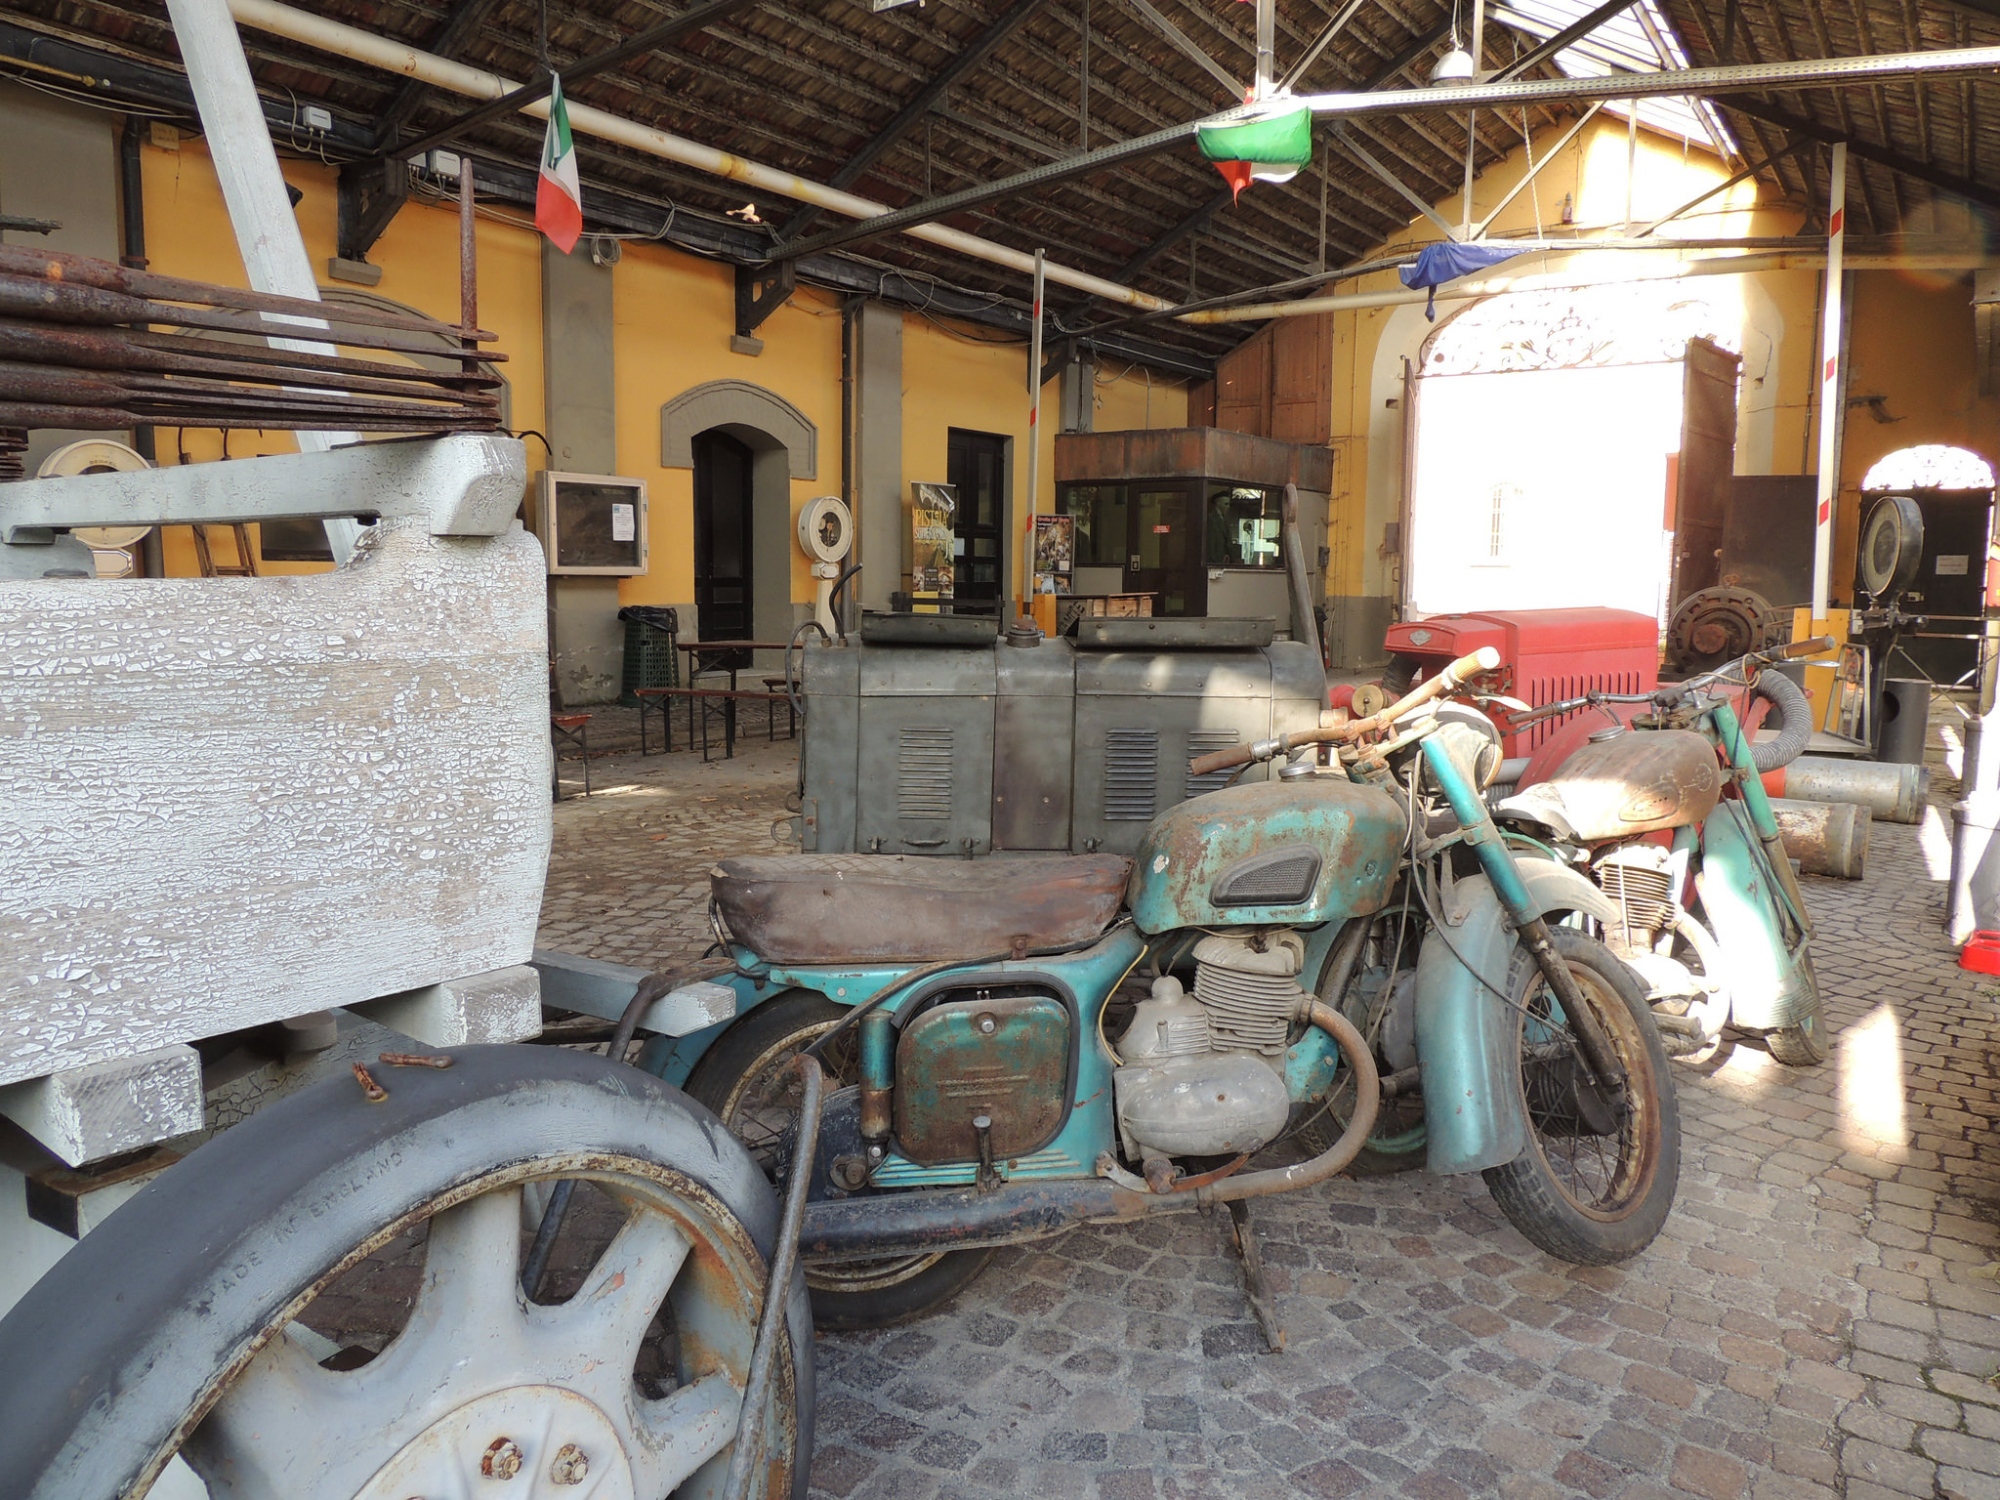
[1060,484,1128,568]
[1206,485,1283,569]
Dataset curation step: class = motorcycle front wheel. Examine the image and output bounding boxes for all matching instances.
[1483,928,1681,1265]
[1765,949,1830,1065]
[683,989,995,1329]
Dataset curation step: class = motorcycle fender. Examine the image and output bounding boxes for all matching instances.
[1416,862,1619,1176]
[1698,800,1816,1030]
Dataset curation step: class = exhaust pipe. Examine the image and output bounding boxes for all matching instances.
[800,1003,1379,1260]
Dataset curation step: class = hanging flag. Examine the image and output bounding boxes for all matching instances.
[535,75,584,254]
[1196,101,1313,200]
[1397,241,1531,320]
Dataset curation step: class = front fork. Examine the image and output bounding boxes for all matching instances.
[1418,735,1628,1093]
[1710,698,1814,945]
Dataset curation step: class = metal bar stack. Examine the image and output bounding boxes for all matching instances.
[0,245,505,438]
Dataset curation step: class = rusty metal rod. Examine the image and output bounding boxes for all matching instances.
[721,1054,823,1500]
[0,275,496,361]
[0,400,493,432]
[0,244,495,340]
[0,361,496,412]
[0,319,505,385]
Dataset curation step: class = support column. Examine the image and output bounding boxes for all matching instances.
[543,241,622,705]
[853,301,903,612]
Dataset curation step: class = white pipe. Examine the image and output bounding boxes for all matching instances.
[1180,246,1982,323]
[1812,142,1848,619]
[166,0,359,560]
[226,0,1178,313]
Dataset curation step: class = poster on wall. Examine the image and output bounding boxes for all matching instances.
[910,482,957,609]
[1034,513,1074,596]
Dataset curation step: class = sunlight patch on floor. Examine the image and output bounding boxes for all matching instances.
[1838,1003,1909,1150]
[1918,803,1955,883]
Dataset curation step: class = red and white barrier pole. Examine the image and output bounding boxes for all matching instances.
[1810,142,1847,620]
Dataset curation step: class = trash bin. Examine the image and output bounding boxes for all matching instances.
[618,605,679,705]
[1878,677,1930,766]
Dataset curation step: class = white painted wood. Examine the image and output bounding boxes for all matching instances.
[0,1045,203,1166]
[0,433,527,543]
[0,516,551,1089]
[530,950,741,1037]
[354,965,543,1047]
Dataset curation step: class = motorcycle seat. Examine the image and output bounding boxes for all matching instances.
[710,853,1134,965]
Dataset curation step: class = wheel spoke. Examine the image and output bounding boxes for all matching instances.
[529,1202,692,1382]
[183,1327,349,1498]
[627,1370,745,1496]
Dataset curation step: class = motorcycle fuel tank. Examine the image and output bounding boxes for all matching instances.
[1510,728,1723,844]
[1126,778,1404,934]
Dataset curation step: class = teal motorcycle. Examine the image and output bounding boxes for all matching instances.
[641,647,1681,1329]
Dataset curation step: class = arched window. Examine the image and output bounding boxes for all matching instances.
[1861,445,1995,492]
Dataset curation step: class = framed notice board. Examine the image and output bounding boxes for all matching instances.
[537,471,649,576]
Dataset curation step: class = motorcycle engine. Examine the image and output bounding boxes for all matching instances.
[1111,930,1303,1163]
[1595,843,1675,950]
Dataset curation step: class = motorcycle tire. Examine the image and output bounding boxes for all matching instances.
[1765,950,1831,1065]
[683,989,995,1330]
[1483,928,1681,1266]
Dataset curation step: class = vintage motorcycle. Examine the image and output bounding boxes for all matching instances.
[1489,642,1831,1065]
[639,647,1682,1330]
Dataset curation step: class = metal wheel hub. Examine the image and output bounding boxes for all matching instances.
[352,1385,634,1500]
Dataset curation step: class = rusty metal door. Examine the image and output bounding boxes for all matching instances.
[1668,338,1741,613]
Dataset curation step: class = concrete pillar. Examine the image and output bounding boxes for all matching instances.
[854,302,903,612]
[542,242,622,706]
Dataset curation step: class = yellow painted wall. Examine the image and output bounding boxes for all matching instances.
[131,135,1176,612]
[901,319,1188,602]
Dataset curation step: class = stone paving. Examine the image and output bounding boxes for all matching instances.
[543,725,2000,1500]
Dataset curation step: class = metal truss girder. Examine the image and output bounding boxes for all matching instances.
[371,0,505,150]
[336,154,411,262]
[735,260,797,337]
[1724,100,2000,212]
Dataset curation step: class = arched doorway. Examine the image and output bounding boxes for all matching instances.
[1859,444,1996,684]
[661,381,818,651]
[1404,279,1741,622]
[692,428,755,654]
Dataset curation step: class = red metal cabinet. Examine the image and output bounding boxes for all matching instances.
[1384,607,1660,755]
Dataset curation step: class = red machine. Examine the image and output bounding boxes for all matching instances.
[1383,607,1659,756]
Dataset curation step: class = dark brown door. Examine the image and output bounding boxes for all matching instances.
[1126,484,1206,616]
[693,429,753,659]
[1669,337,1741,612]
[947,429,1005,605]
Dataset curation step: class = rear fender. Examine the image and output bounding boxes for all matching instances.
[1416,861,1619,1175]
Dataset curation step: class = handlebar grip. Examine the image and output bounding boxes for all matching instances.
[1768,635,1837,660]
[1438,646,1502,688]
[1189,742,1259,778]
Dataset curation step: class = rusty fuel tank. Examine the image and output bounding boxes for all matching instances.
[1505,729,1724,844]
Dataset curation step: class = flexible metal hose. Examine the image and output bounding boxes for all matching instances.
[1745,666,1812,773]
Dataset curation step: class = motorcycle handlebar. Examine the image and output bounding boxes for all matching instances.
[1508,636,1841,729]
[1187,646,1502,778]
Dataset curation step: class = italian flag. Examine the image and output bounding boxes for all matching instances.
[535,75,583,253]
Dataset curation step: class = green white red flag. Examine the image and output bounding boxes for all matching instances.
[536,75,583,253]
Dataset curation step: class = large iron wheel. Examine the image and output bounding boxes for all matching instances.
[0,1046,811,1500]
[684,990,994,1329]
[1483,929,1681,1265]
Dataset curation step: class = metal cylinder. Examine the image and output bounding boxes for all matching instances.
[1769,797,1870,880]
[1877,678,1930,767]
[858,1008,895,1143]
[1769,755,1928,825]
[1949,791,2000,942]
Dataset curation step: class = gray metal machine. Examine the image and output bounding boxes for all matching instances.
[796,615,1328,856]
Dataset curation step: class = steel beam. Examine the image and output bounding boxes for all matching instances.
[778,41,2000,264]
[371,0,505,150]
[390,0,770,165]
[776,0,1058,244]
[1722,100,2000,213]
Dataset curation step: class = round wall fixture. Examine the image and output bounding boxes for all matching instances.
[797,494,853,564]
[37,438,154,550]
[1858,493,1925,600]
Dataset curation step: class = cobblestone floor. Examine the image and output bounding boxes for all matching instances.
[542,727,2000,1500]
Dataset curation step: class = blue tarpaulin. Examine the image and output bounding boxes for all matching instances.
[1397,242,1531,319]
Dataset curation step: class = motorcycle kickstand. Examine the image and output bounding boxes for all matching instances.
[1225,1200,1286,1353]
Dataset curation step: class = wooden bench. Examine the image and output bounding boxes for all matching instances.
[550,712,592,800]
[762,677,801,740]
[632,686,789,761]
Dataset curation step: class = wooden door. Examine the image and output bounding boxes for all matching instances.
[1669,337,1741,611]
[693,429,754,660]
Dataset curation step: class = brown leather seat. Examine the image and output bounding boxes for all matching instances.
[710,853,1133,965]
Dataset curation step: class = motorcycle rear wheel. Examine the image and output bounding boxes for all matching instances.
[683,990,994,1329]
[1483,929,1681,1265]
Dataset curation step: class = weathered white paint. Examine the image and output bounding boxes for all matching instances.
[0,1044,203,1165]
[0,516,551,1089]
[353,964,543,1047]
[0,433,527,543]
[530,950,740,1037]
